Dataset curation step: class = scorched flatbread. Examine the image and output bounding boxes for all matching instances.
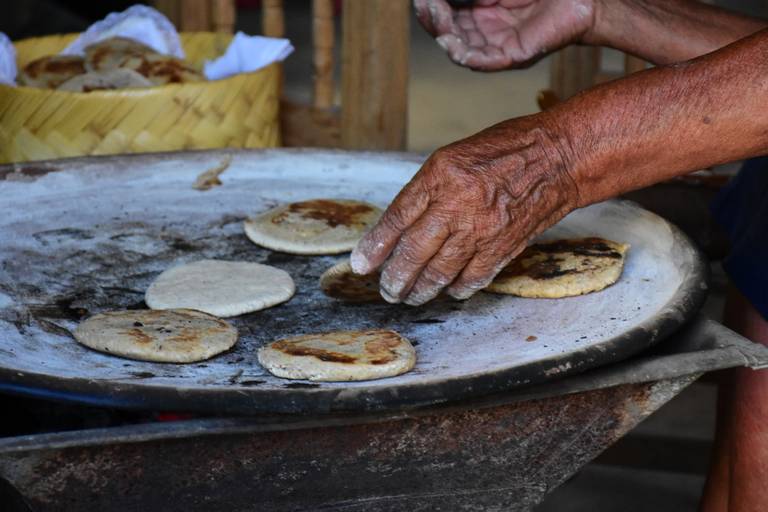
[485,237,629,298]
[258,329,416,381]
[74,309,238,363]
[145,259,295,317]
[18,55,86,88]
[57,68,152,92]
[319,260,383,303]
[84,36,204,85]
[84,37,158,72]
[244,199,382,255]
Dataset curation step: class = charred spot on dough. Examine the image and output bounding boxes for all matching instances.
[363,336,400,365]
[272,340,358,364]
[122,328,153,344]
[272,200,375,228]
[167,328,203,344]
[323,271,382,302]
[533,238,622,259]
[497,237,625,281]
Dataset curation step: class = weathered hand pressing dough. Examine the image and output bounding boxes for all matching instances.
[145,259,295,317]
[319,260,383,303]
[258,329,416,381]
[485,238,629,298]
[244,199,382,255]
[74,309,238,363]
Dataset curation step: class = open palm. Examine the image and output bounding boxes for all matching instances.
[415,0,596,71]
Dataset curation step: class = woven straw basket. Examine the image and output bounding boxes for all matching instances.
[0,33,280,164]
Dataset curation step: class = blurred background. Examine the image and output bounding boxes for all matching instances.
[5,0,766,153]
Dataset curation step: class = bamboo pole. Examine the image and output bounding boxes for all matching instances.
[211,0,236,33]
[312,0,335,109]
[262,0,285,38]
[341,0,409,150]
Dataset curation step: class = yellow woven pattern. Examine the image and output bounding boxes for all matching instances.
[1,33,280,164]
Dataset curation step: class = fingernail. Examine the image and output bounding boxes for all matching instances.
[447,282,485,300]
[436,35,449,51]
[459,49,472,66]
[447,287,474,300]
[404,293,430,307]
[449,278,494,300]
[350,249,371,274]
[380,288,401,304]
[404,286,441,306]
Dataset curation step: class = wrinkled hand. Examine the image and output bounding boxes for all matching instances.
[351,115,581,305]
[414,0,597,70]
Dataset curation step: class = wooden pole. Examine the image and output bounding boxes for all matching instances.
[312,0,335,109]
[211,0,236,33]
[154,0,182,27]
[262,0,285,38]
[341,0,410,150]
[550,46,600,100]
[179,0,213,31]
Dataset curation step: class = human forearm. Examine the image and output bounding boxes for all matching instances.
[550,28,768,207]
[587,0,767,64]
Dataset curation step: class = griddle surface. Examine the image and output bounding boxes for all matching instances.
[0,150,706,413]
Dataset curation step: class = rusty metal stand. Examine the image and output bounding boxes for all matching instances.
[1,317,766,512]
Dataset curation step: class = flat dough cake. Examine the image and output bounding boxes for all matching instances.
[485,237,629,298]
[74,309,238,363]
[319,260,383,303]
[84,37,158,72]
[115,52,205,85]
[57,68,152,92]
[258,329,416,381]
[244,199,382,255]
[85,36,204,85]
[145,259,295,317]
[18,55,86,88]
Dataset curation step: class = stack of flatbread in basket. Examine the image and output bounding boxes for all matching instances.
[18,36,204,92]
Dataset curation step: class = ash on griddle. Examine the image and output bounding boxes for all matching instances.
[239,380,265,387]
[27,296,89,321]
[169,239,199,252]
[129,371,156,379]
[284,382,320,389]
[265,252,299,265]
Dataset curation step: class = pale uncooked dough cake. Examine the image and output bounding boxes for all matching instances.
[319,260,383,303]
[258,329,416,381]
[244,199,382,255]
[485,237,629,298]
[145,259,295,317]
[74,309,238,363]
